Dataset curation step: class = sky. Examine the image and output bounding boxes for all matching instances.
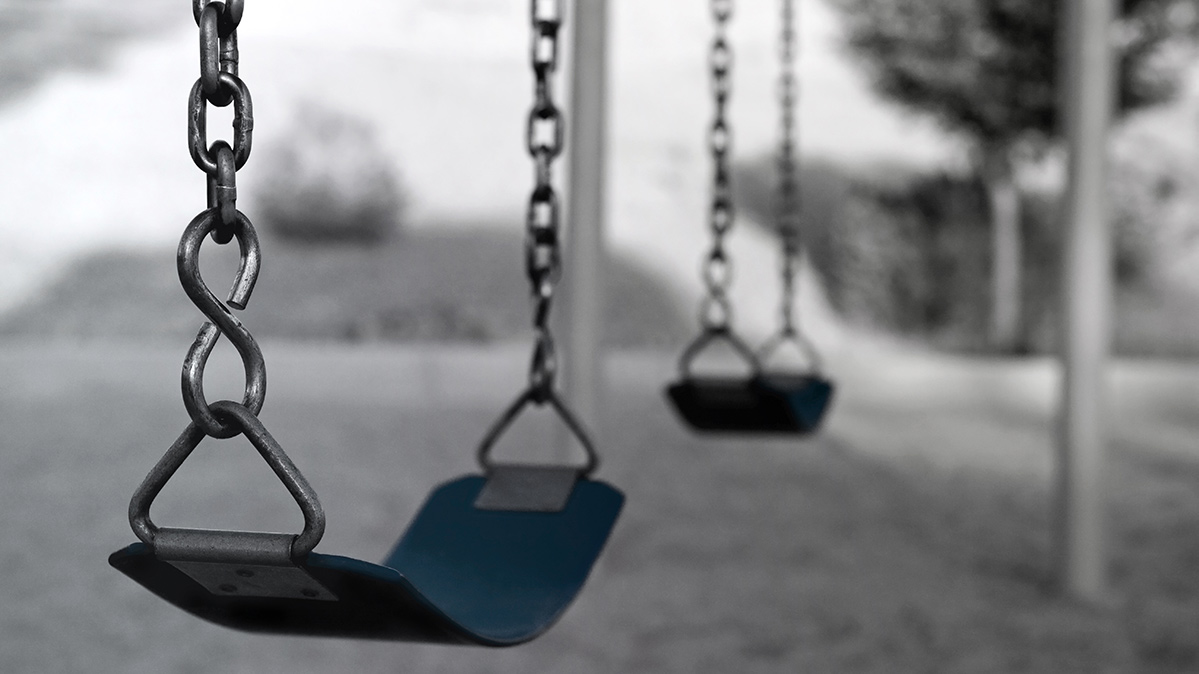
[0,0,956,338]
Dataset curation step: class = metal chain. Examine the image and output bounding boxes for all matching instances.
[776,0,800,337]
[182,0,264,439]
[525,0,565,402]
[125,2,326,560]
[475,0,600,476]
[193,0,250,244]
[757,0,822,374]
[702,0,735,333]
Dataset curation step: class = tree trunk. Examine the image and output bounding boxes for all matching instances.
[985,148,1023,353]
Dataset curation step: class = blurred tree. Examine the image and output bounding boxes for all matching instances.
[256,101,406,245]
[830,0,1196,352]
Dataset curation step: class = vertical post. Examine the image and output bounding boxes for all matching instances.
[987,151,1022,351]
[559,0,609,457]
[1056,0,1115,602]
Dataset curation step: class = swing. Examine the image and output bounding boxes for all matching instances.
[110,0,622,645]
[667,327,824,433]
[666,0,830,434]
[109,399,622,644]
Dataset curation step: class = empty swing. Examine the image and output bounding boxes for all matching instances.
[666,0,832,434]
[110,0,623,645]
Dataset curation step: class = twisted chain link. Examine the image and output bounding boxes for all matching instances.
[525,0,565,401]
[181,0,264,438]
[776,0,800,336]
[701,0,735,333]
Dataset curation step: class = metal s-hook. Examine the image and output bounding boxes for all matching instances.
[177,208,266,439]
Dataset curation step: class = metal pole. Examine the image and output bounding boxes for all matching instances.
[559,0,609,459]
[1056,0,1115,602]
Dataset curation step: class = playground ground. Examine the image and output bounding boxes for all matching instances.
[4,4,1199,671]
[3,339,1199,673]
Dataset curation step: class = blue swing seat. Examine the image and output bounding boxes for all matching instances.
[666,373,833,434]
[758,373,835,431]
[110,473,624,645]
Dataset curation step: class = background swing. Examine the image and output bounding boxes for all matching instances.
[666,0,833,434]
[110,0,623,645]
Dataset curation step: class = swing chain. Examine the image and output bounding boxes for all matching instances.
[757,0,822,373]
[475,0,599,476]
[702,0,735,333]
[196,0,242,106]
[192,0,252,245]
[776,0,800,337]
[526,0,565,400]
[180,0,264,438]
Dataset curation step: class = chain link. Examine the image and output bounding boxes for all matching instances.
[475,0,600,476]
[198,1,240,107]
[178,209,266,439]
[756,0,822,374]
[701,0,735,333]
[776,0,800,336]
[181,0,264,436]
[125,1,327,559]
[525,0,565,401]
[192,0,252,244]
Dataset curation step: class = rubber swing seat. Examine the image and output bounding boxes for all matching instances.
[110,473,624,645]
[665,373,834,434]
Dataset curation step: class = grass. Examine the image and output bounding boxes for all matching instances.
[1112,283,1199,358]
[0,226,692,348]
[3,341,1199,672]
[6,202,1199,671]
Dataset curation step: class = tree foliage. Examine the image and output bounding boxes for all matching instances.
[831,0,1197,149]
[256,101,406,245]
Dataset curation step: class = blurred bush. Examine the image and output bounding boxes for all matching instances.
[737,144,1195,354]
[1107,133,1197,285]
[824,168,993,348]
[255,101,406,244]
